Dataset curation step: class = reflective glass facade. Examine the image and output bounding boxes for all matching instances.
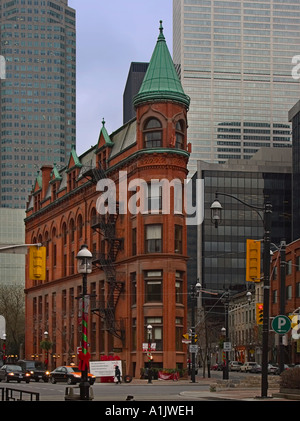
[0,0,76,208]
[173,0,300,174]
[289,100,300,241]
[188,150,292,310]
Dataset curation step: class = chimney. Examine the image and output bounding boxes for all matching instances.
[41,165,53,199]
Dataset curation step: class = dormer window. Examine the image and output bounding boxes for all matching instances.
[144,118,162,148]
[175,120,184,149]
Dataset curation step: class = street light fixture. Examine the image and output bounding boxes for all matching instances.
[190,281,201,383]
[76,244,93,401]
[221,290,230,380]
[147,324,153,384]
[211,192,272,398]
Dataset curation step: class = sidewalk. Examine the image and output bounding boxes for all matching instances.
[128,376,298,401]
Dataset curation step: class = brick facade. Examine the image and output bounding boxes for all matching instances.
[24,25,191,377]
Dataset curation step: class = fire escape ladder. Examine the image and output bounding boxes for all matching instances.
[88,163,125,342]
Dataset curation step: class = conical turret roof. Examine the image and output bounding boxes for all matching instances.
[133,21,190,109]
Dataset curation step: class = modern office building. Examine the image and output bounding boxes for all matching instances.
[123,62,148,125]
[0,0,76,208]
[289,100,300,241]
[173,0,299,174]
[0,208,26,285]
[188,148,292,313]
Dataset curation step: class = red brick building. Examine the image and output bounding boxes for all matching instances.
[270,239,300,363]
[24,23,191,377]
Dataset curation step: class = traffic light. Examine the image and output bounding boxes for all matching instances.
[246,239,261,282]
[256,303,264,325]
[29,246,46,281]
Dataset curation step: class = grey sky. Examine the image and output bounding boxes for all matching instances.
[68,0,172,155]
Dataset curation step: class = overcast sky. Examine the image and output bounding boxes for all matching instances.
[68,0,173,156]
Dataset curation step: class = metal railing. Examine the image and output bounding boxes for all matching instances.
[0,386,39,401]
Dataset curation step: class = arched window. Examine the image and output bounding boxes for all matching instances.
[69,219,75,243]
[143,118,162,148]
[62,222,67,246]
[77,214,83,240]
[175,120,184,149]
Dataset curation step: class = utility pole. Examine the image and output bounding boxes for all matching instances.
[279,239,286,374]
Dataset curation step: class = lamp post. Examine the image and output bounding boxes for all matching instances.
[2,333,6,364]
[279,240,286,375]
[147,324,153,384]
[221,290,230,380]
[76,244,93,400]
[211,192,272,398]
[190,282,201,383]
[41,330,52,370]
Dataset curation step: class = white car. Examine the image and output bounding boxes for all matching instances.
[229,361,243,372]
[240,362,261,373]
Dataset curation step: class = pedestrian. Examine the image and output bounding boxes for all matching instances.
[115,365,121,384]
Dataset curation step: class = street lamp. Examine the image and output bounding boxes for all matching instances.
[147,324,153,384]
[211,192,272,398]
[221,290,230,380]
[76,244,93,401]
[2,333,6,364]
[41,330,52,370]
[190,281,201,383]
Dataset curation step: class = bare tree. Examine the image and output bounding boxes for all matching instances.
[0,284,25,356]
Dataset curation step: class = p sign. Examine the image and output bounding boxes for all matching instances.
[272,315,291,335]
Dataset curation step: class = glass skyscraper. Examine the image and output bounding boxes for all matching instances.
[187,148,292,314]
[173,0,300,174]
[0,0,76,208]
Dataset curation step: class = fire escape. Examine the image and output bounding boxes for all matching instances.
[81,163,125,343]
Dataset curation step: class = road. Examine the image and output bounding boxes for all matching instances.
[0,370,260,401]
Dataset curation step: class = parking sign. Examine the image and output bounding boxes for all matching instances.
[272,315,291,334]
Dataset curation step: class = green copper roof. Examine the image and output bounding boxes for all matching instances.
[98,118,113,147]
[67,144,82,170]
[133,21,190,109]
[50,163,62,182]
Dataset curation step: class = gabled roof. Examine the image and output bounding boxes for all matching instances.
[133,21,190,109]
[33,171,42,193]
[50,163,62,183]
[67,144,82,171]
[96,118,114,150]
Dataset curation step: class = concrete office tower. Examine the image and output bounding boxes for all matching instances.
[0,0,76,208]
[173,0,300,174]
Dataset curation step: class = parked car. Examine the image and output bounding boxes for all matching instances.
[268,364,278,374]
[17,360,49,382]
[240,362,261,373]
[274,364,290,375]
[0,364,31,383]
[229,361,243,372]
[211,363,224,371]
[50,366,96,385]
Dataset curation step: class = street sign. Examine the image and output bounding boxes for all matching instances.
[223,342,232,351]
[189,344,198,354]
[272,315,291,334]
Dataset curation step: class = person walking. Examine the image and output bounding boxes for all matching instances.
[115,365,121,384]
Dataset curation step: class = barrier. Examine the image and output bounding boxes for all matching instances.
[65,386,94,401]
[0,387,39,401]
